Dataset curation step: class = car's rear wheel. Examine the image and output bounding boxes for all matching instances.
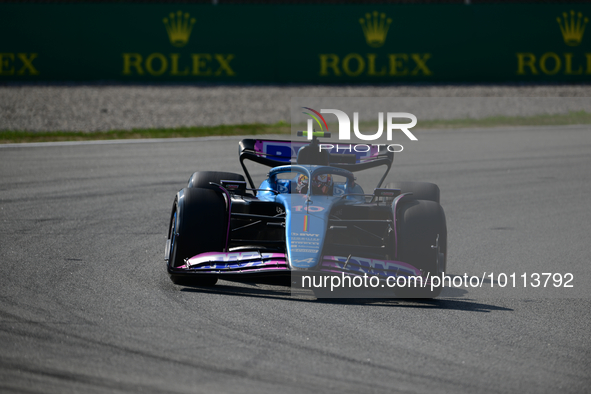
[394,199,447,298]
[166,187,227,286]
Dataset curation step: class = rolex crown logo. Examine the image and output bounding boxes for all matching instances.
[359,11,392,48]
[163,10,196,47]
[557,10,588,46]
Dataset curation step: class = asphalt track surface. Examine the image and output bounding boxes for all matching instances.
[1,125,590,393]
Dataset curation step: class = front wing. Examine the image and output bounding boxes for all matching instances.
[169,251,430,284]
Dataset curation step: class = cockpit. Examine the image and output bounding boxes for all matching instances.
[266,165,359,197]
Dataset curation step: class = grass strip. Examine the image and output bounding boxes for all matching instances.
[1,111,590,144]
[0,122,291,144]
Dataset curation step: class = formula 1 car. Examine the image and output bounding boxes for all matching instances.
[165,134,447,297]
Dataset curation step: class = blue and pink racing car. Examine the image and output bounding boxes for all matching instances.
[165,134,447,297]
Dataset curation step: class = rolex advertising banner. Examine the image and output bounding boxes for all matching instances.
[1,4,591,83]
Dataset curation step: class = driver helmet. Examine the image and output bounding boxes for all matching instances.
[296,174,309,194]
[311,173,333,195]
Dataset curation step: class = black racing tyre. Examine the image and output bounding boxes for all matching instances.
[385,181,440,203]
[166,187,227,286]
[394,199,447,298]
[187,171,245,189]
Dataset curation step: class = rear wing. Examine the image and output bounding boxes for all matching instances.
[238,138,394,189]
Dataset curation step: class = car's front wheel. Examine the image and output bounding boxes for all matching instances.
[166,187,227,286]
[394,199,447,298]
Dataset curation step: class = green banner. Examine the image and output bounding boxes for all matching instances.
[1,4,590,83]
